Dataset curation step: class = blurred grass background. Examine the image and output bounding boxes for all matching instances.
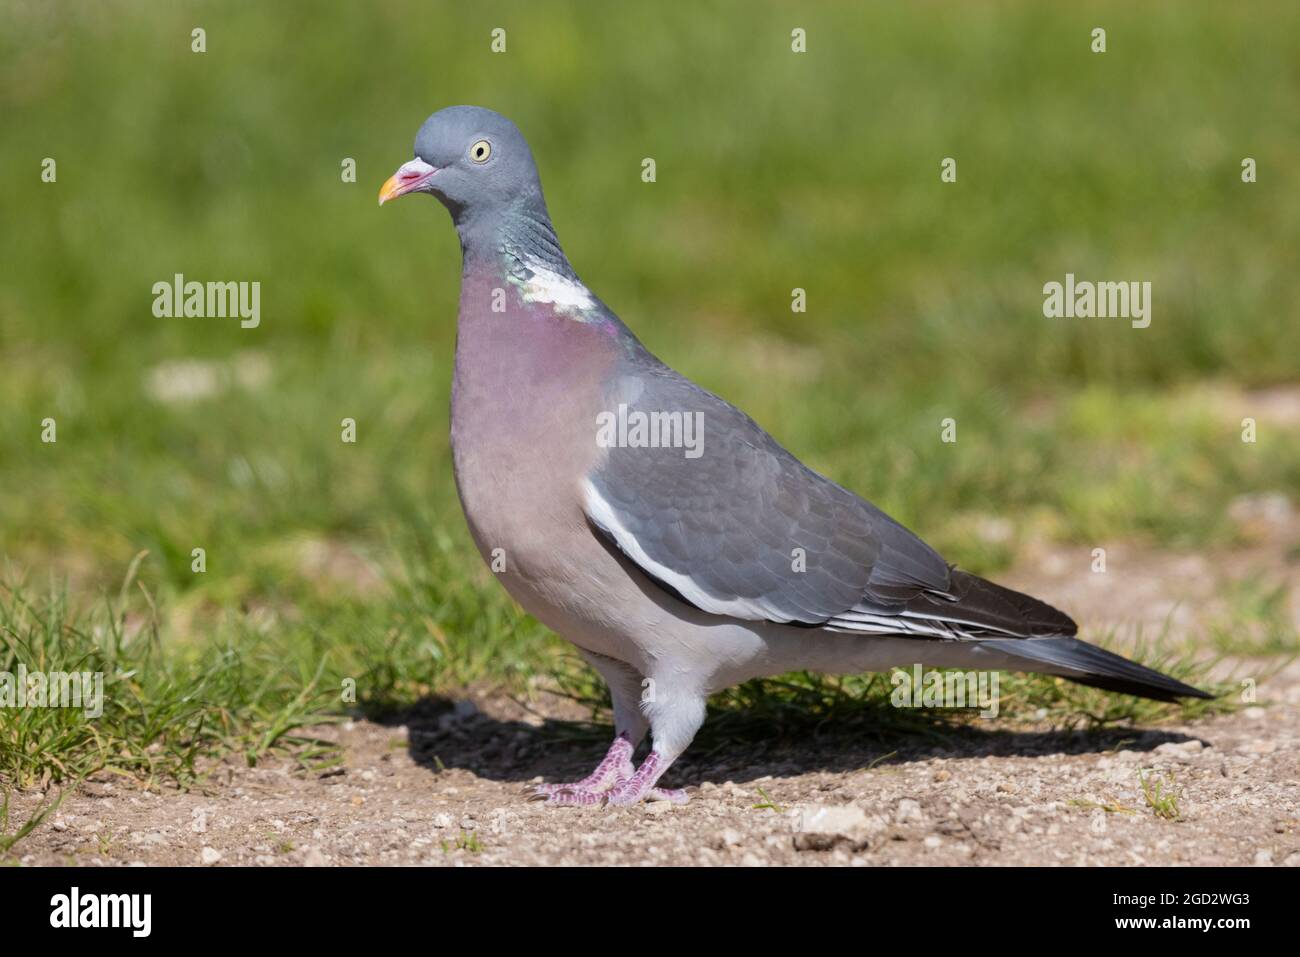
[0,0,1297,782]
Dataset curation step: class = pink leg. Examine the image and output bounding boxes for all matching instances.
[605,750,688,807]
[526,734,634,802]
[527,736,689,807]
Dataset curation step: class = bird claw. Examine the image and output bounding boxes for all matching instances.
[525,779,611,799]
[646,786,690,805]
[528,785,606,807]
[523,780,688,807]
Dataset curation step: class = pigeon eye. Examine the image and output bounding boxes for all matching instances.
[469,140,492,164]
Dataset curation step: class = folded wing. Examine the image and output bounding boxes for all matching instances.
[584,365,1076,640]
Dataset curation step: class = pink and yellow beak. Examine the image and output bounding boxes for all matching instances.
[378,157,439,205]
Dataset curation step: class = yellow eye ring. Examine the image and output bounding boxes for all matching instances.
[469,139,492,163]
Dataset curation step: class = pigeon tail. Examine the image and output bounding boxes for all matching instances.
[978,635,1214,703]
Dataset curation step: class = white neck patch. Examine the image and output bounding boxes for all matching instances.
[512,259,595,314]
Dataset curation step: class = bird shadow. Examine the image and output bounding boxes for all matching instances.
[376,695,1207,790]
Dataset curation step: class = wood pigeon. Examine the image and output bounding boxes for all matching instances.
[379,106,1210,807]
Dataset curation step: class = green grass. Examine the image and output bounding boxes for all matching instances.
[3,2,1298,594]
[0,567,340,792]
[1068,797,1137,817]
[1139,768,1185,821]
[0,2,1295,853]
[1207,578,1300,656]
[441,830,483,854]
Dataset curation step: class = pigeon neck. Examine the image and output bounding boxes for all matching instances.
[454,200,576,282]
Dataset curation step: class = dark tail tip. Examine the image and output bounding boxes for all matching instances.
[1063,671,1214,704]
[982,636,1215,704]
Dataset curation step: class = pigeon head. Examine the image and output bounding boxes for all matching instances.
[379,106,545,222]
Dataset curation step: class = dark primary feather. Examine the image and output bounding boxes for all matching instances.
[854,568,1080,639]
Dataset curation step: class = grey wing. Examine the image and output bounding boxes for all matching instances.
[583,366,1076,639]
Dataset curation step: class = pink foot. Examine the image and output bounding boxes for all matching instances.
[644,786,689,805]
[525,738,689,807]
[535,786,607,807]
[526,734,634,802]
[537,784,687,807]
[606,751,686,807]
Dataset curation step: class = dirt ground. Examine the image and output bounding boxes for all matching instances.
[9,511,1299,867]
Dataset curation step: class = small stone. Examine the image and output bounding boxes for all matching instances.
[1156,740,1204,759]
[933,769,951,783]
[896,798,924,823]
[200,847,223,865]
[644,801,672,816]
[793,804,880,852]
[303,847,328,867]
[718,828,742,848]
[996,781,1017,794]
[924,836,942,849]
[1253,849,1274,866]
